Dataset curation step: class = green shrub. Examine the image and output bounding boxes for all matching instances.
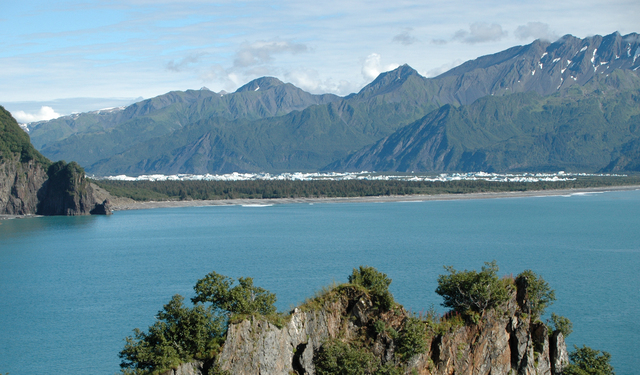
[119,295,226,374]
[314,339,404,375]
[563,345,615,375]
[373,319,398,339]
[433,311,465,335]
[435,261,511,316]
[192,271,277,316]
[516,270,556,320]
[397,316,428,360]
[548,313,573,338]
[121,271,277,374]
[314,340,380,375]
[348,266,394,311]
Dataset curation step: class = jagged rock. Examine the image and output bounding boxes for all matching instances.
[0,155,47,215]
[531,322,551,375]
[159,361,204,375]
[212,282,566,375]
[550,331,569,375]
[36,161,112,215]
[217,301,346,375]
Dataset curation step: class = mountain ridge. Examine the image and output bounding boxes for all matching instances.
[20,31,640,175]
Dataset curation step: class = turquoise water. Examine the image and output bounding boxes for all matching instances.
[1,190,639,374]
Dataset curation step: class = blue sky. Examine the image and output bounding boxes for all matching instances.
[1,0,638,122]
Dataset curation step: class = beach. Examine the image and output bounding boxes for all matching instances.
[2,185,639,220]
[108,185,640,211]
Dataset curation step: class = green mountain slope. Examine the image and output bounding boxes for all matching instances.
[326,83,640,173]
[0,107,49,166]
[88,72,442,175]
[30,79,340,168]
[25,31,640,175]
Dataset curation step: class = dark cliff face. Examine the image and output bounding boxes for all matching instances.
[36,160,111,216]
[0,106,111,216]
[0,154,48,215]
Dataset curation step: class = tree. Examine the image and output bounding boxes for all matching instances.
[397,316,428,360]
[119,295,225,374]
[435,261,510,316]
[192,271,276,315]
[563,345,615,375]
[314,340,380,375]
[516,269,555,320]
[120,271,277,374]
[548,312,572,337]
[348,266,394,311]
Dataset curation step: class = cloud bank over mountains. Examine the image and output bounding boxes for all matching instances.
[12,106,61,124]
[2,0,637,119]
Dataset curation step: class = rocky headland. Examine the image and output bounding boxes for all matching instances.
[211,278,567,375]
[0,106,111,216]
[122,267,571,375]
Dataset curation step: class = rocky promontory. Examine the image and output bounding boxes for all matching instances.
[121,266,574,375]
[0,106,111,216]
[209,277,568,375]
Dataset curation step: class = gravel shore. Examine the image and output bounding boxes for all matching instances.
[3,185,638,220]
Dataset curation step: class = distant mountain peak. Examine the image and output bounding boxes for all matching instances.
[374,64,420,82]
[235,77,286,92]
[354,64,423,99]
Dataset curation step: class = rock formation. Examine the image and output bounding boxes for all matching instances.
[165,279,568,375]
[0,106,111,216]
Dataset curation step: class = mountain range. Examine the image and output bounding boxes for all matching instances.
[26,31,640,175]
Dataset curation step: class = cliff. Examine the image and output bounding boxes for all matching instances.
[210,281,568,375]
[0,105,111,216]
[120,266,579,375]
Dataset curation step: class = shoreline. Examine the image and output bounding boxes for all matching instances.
[2,185,639,220]
[108,184,640,211]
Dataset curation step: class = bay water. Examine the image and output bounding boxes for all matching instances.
[1,190,639,374]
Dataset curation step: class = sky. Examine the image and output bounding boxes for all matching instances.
[1,0,638,123]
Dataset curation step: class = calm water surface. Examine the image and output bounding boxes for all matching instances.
[1,190,639,374]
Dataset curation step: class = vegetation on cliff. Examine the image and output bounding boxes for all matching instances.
[119,263,615,375]
[120,272,279,375]
[563,345,615,375]
[0,105,111,216]
[0,106,49,165]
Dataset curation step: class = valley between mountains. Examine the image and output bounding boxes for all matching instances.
[25,31,640,176]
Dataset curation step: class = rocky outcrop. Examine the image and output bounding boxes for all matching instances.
[36,160,112,216]
[0,154,47,215]
[0,105,112,216]
[217,299,349,375]
[0,156,112,216]
[208,282,568,375]
[160,361,206,375]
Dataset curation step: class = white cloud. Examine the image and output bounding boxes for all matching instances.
[422,59,464,78]
[284,69,359,96]
[12,106,61,123]
[166,53,205,72]
[233,40,309,68]
[362,53,399,81]
[3,0,637,102]
[514,22,559,41]
[453,22,507,44]
[393,28,418,45]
